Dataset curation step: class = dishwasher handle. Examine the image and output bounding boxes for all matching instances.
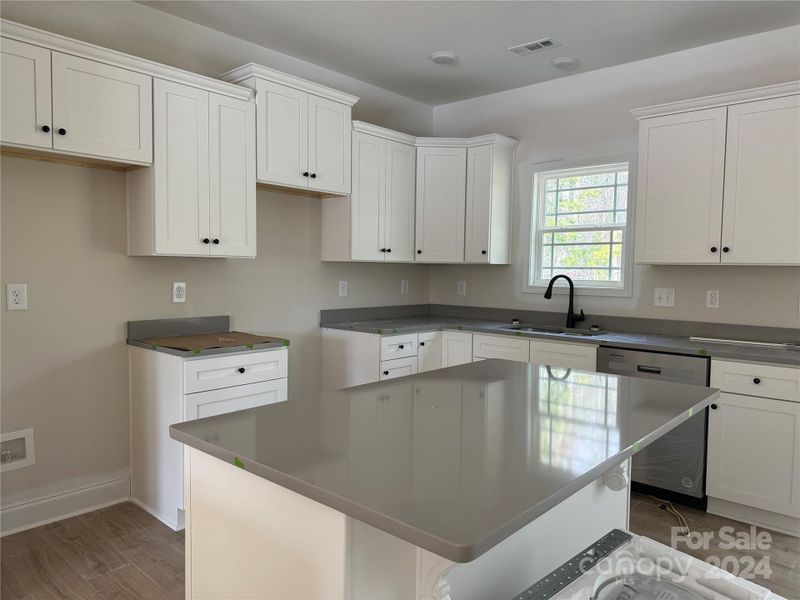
[637,365,662,375]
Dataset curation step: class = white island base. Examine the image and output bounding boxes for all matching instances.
[183,448,630,600]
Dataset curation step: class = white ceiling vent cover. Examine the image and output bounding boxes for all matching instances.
[508,38,560,56]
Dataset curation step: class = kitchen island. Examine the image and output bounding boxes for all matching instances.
[170,360,718,599]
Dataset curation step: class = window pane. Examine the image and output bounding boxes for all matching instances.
[545,178,558,192]
[554,244,610,269]
[612,230,623,242]
[541,245,553,268]
[617,171,628,184]
[553,230,611,244]
[555,211,616,227]
[556,173,615,189]
[553,187,615,214]
[616,185,628,210]
[611,243,622,267]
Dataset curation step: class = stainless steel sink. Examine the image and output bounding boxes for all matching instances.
[501,325,603,337]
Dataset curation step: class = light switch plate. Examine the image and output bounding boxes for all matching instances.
[172,282,186,303]
[654,287,674,307]
[705,289,720,309]
[457,281,467,296]
[400,280,409,295]
[6,284,27,310]
[338,280,348,297]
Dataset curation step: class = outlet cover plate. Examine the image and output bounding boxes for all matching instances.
[706,289,720,309]
[457,281,467,296]
[654,287,674,307]
[6,283,27,310]
[400,280,409,295]
[338,280,348,297]
[172,282,187,303]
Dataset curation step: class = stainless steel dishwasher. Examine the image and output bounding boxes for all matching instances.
[597,347,710,506]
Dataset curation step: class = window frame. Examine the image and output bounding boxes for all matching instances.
[524,154,637,298]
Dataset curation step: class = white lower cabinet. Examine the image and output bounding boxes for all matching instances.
[707,360,800,534]
[130,346,288,530]
[379,356,418,380]
[442,330,473,367]
[472,334,529,362]
[417,331,443,372]
[529,339,598,371]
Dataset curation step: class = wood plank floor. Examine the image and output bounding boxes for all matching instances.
[1,502,184,600]
[1,495,797,599]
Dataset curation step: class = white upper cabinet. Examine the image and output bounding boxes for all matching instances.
[51,52,152,164]
[322,124,415,262]
[254,79,308,189]
[128,79,256,258]
[721,95,800,264]
[308,95,351,195]
[415,146,467,262]
[0,38,52,148]
[635,107,727,264]
[222,64,358,195]
[465,142,515,264]
[632,83,800,266]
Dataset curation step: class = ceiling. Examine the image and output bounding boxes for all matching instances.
[140,1,800,105]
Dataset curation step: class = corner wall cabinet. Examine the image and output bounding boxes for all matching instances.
[222,64,358,195]
[127,79,256,257]
[321,123,416,262]
[1,36,152,165]
[633,82,800,265]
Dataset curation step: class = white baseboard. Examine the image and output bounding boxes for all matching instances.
[708,496,800,538]
[1,476,131,536]
[128,496,184,532]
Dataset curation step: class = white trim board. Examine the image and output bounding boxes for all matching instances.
[1,474,130,536]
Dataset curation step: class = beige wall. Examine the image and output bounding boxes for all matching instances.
[430,25,800,328]
[0,157,430,505]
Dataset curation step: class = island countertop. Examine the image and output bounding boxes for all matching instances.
[170,360,718,562]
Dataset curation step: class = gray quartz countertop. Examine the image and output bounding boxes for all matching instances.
[321,316,800,366]
[170,360,718,562]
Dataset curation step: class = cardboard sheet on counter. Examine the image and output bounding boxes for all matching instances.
[141,331,284,351]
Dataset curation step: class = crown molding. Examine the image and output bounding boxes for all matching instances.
[222,63,359,106]
[352,121,417,145]
[631,81,800,119]
[415,133,519,149]
[1,20,253,101]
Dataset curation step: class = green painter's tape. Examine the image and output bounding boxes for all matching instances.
[698,348,708,355]
[458,325,464,331]
[192,349,202,355]
[689,407,694,417]
[151,345,158,350]
[515,332,522,336]
[393,328,398,334]
[283,340,290,347]
[376,328,383,334]
[633,442,640,452]
[233,457,245,469]
[246,343,254,350]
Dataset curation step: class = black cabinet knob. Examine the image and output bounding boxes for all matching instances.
[417,250,422,254]
[481,250,487,255]
[753,377,761,384]
[302,171,309,177]
[212,238,220,244]
[383,371,389,376]
[722,247,730,253]
[710,403,718,410]
[238,367,246,374]
[398,344,404,349]
[386,248,391,253]
[41,125,51,133]
[310,173,317,179]
[380,248,386,253]
[710,247,717,253]
[419,342,425,347]
[202,238,210,244]
[57,128,66,135]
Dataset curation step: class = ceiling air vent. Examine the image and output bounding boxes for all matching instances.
[508,37,560,56]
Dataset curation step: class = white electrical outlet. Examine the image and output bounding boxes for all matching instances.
[400,280,409,295]
[457,280,467,296]
[172,282,187,303]
[338,280,348,297]
[654,287,674,307]
[6,284,27,310]
[706,289,720,309]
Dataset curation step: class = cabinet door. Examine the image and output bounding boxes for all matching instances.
[465,144,494,263]
[529,340,597,371]
[721,95,800,265]
[415,146,466,262]
[707,392,800,518]
[153,80,210,256]
[308,95,351,194]
[441,331,473,367]
[185,379,288,420]
[635,108,727,264]
[255,79,308,188]
[0,38,52,148]
[384,141,416,262]
[209,94,256,258]
[417,331,442,373]
[51,52,152,163]
[472,334,530,362]
[350,132,385,261]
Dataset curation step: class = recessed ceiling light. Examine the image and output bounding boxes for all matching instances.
[429,51,458,66]
[551,56,580,71]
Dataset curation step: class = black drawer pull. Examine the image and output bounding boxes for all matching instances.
[710,403,718,410]
[57,127,66,135]
[383,370,389,376]
[419,342,425,347]
[238,367,246,374]
[41,125,51,133]
[398,344,404,350]
[753,377,761,384]
[637,365,662,375]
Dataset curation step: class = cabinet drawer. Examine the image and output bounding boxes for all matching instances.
[184,348,288,393]
[711,359,799,402]
[530,340,597,371]
[472,334,529,362]
[380,333,418,361]
[184,379,287,420]
[379,356,417,381]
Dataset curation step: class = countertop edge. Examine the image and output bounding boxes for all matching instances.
[127,339,289,358]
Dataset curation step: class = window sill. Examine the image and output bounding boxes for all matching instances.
[523,284,633,298]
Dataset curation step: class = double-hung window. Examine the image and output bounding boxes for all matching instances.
[529,161,632,295]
